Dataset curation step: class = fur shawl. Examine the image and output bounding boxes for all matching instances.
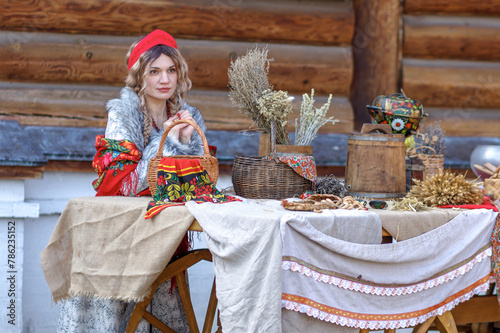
[105,87,206,194]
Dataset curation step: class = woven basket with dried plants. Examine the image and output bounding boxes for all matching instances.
[408,121,446,179]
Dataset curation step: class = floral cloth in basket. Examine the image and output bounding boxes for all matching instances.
[146,157,240,219]
[264,155,317,183]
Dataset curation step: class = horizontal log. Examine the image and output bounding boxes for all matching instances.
[0,82,354,133]
[1,114,497,172]
[404,0,500,16]
[0,82,113,127]
[0,166,44,179]
[404,15,500,61]
[190,89,354,134]
[402,58,500,108]
[0,0,354,45]
[0,31,353,95]
[418,109,500,137]
[45,160,94,173]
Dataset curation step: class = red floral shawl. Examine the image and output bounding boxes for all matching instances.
[92,135,148,196]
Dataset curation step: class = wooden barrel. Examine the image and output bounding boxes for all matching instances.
[345,124,406,198]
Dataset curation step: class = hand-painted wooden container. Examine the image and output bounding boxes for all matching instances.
[345,124,406,199]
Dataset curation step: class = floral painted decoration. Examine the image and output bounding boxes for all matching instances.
[145,157,240,219]
[264,155,317,183]
[92,135,143,196]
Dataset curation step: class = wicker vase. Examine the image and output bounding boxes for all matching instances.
[407,145,444,181]
[422,154,444,180]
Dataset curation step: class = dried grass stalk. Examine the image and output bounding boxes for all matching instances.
[228,46,290,144]
[294,89,338,146]
[389,197,430,212]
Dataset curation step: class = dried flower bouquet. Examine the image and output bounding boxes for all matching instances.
[228,46,290,144]
[294,89,338,146]
[228,46,337,146]
[414,121,446,156]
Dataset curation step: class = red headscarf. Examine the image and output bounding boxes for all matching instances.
[127,29,177,70]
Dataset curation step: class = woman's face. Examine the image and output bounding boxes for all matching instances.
[144,53,178,103]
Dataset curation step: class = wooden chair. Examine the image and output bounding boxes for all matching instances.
[122,249,220,333]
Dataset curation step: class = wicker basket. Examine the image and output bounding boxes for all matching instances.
[147,119,219,195]
[407,146,444,180]
[232,155,312,199]
[422,154,444,180]
[231,122,312,199]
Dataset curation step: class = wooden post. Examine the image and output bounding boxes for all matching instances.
[350,0,402,130]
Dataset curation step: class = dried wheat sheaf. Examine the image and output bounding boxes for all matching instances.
[407,170,483,207]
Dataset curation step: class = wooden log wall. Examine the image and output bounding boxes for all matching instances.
[402,0,500,137]
[1,0,498,174]
[0,0,355,136]
[350,0,402,128]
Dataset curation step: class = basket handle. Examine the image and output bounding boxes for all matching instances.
[407,145,437,158]
[155,119,210,158]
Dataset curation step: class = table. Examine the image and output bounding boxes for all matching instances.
[42,196,499,333]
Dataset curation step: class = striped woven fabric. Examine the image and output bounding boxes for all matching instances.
[145,157,240,219]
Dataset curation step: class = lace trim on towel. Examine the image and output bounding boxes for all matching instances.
[282,244,492,296]
[282,277,491,330]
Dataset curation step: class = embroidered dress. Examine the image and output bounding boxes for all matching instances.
[58,87,205,333]
[57,285,189,333]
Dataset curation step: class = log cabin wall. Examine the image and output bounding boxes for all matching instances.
[402,0,500,138]
[1,0,499,176]
[0,0,355,139]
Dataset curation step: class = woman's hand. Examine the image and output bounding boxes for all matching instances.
[162,110,195,144]
[177,110,195,143]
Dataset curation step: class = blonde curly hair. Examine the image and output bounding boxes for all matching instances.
[125,38,192,145]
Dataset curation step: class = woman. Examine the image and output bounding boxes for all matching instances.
[58,29,202,333]
[92,29,206,197]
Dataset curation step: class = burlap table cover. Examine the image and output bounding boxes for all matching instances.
[41,196,194,303]
[375,208,462,241]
